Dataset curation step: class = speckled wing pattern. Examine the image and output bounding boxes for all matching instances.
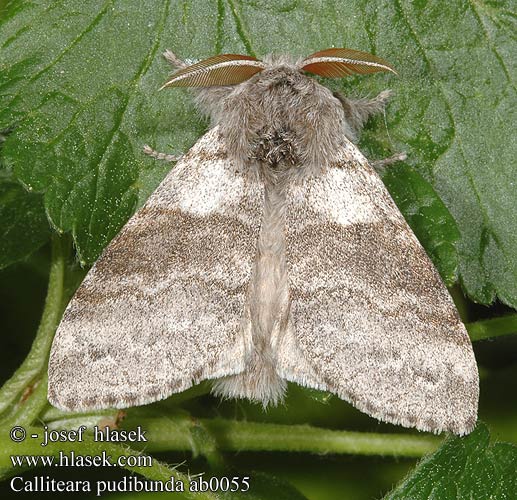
[278,142,479,435]
[48,127,262,411]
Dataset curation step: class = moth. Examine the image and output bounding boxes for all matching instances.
[48,48,479,435]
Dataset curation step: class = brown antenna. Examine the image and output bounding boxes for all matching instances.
[161,54,267,89]
[300,48,396,77]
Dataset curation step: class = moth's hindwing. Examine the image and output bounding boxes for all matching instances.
[48,127,263,411]
[277,143,479,435]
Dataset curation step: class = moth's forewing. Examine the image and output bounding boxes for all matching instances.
[48,127,262,411]
[278,142,478,435]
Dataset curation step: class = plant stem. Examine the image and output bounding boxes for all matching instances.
[0,234,67,420]
[466,314,517,341]
[42,408,441,458]
[124,417,440,458]
[44,410,439,458]
[9,374,50,427]
[204,419,441,457]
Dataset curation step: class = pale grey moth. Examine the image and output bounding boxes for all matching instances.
[48,48,479,435]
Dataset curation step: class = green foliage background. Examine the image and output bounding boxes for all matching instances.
[0,0,516,498]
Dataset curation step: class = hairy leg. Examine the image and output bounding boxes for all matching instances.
[163,50,187,70]
[143,145,181,163]
[334,89,392,142]
[371,152,407,171]
[141,52,187,164]
[335,89,405,169]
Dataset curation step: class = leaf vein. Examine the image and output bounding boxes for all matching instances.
[85,0,172,248]
[15,0,114,96]
[225,0,255,57]
[393,0,512,300]
[469,0,516,92]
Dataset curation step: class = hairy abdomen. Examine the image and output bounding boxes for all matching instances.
[212,174,289,405]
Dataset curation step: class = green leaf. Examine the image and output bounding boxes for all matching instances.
[384,423,517,499]
[0,176,50,269]
[382,163,460,286]
[0,1,515,307]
